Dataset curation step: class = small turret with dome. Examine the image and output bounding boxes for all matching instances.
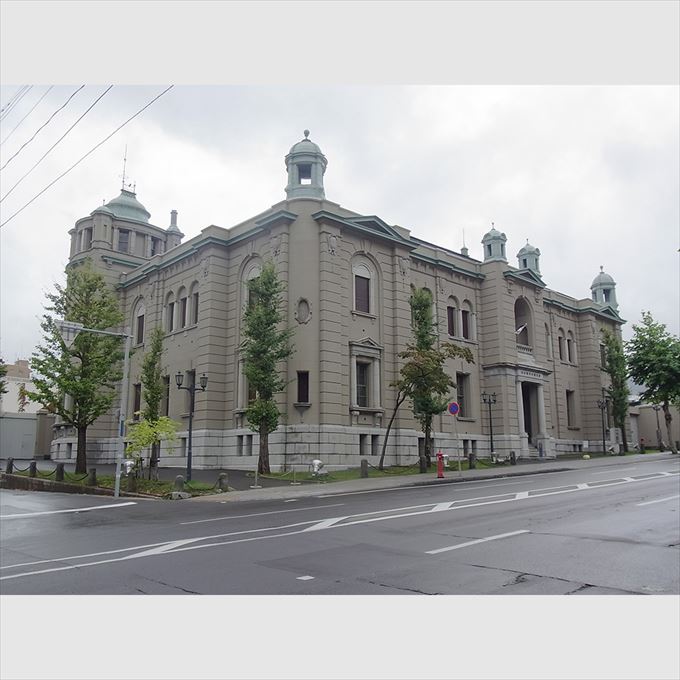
[591,266,618,309]
[285,130,328,200]
[481,222,508,262]
[517,239,541,275]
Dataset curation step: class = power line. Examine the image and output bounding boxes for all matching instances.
[0,86,54,147]
[0,85,175,230]
[0,85,32,121]
[1,85,114,204]
[0,85,85,171]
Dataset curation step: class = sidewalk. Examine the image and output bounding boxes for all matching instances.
[3,452,676,504]
[192,451,679,504]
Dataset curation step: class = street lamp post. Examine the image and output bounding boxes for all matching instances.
[175,372,208,482]
[481,392,497,457]
[652,405,664,451]
[597,387,608,455]
[55,320,131,498]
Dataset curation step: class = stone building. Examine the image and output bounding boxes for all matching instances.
[51,132,626,469]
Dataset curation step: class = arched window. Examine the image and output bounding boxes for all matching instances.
[133,298,145,345]
[514,297,533,346]
[244,262,262,309]
[189,281,199,326]
[446,296,459,337]
[566,331,577,364]
[177,286,188,329]
[165,292,175,333]
[461,299,474,340]
[557,327,565,361]
[352,263,371,313]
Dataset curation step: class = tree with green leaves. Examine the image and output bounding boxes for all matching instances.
[125,326,177,479]
[381,288,474,472]
[602,330,629,453]
[242,262,294,474]
[28,261,124,473]
[0,359,7,396]
[625,312,680,454]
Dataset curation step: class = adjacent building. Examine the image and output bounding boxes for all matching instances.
[51,132,627,469]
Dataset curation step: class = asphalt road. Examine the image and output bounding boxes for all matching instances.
[2,455,678,596]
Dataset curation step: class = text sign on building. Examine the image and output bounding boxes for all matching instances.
[447,401,460,416]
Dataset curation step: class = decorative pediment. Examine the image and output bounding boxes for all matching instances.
[350,337,383,350]
[503,268,546,289]
[312,210,415,249]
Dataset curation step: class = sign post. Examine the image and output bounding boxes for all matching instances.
[447,401,463,477]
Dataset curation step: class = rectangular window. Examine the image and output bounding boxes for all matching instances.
[298,164,312,185]
[179,297,187,328]
[167,302,175,332]
[567,338,573,363]
[558,336,565,361]
[356,362,369,407]
[371,434,380,457]
[566,390,576,427]
[162,376,170,416]
[600,344,607,368]
[247,381,257,405]
[359,434,369,457]
[192,292,199,325]
[456,373,469,417]
[461,310,470,339]
[133,383,142,420]
[150,237,161,256]
[237,435,244,457]
[118,229,129,253]
[136,314,145,345]
[82,228,92,250]
[355,275,370,313]
[297,371,310,404]
[447,306,456,336]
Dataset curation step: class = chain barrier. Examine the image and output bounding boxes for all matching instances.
[11,463,32,473]
[36,468,57,478]
[66,472,89,482]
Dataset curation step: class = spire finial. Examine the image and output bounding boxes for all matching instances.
[120,144,127,191]
[303,129,310,139]
[600,265,604,272]
[462,228,466,248]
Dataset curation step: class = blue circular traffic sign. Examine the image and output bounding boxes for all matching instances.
[448,401,460,416]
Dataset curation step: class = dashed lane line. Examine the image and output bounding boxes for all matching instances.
[426,530,530,555]
[636,494,680,507]
[180,503,345,525]
[0,501,136,519]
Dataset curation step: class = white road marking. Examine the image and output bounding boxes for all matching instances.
[515,491,529,499]
[636,494,680,507]
[591,468,637,475]
[432,502,454,512]
[426,530,530,555]
[3,470,677,582]
[180,503,344,525]
[296,575,314,581]
[283,499,298,503]
[0,502,136,519]
[303,516,349,531]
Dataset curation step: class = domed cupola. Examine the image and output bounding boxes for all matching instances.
[590,266,618,309]
[481,223,508,262]
[285,130,328,199]
[517,239,541,274]
[102,188,151,224]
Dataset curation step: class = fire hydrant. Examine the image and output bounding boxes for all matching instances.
[436,451,444,479]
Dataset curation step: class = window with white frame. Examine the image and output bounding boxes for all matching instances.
[350,340,382,411]
[456,372,470,417]
[134,300,145,345]
[353,263,371,313]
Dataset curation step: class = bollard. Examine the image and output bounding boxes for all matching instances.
[55,463,65,481]
[174,475,185,491]
[360,459,369,478]
[217,472,229,492]
[510,451,517,465]
[87,468,97,487]
[126,471,137,493]
[29,461,37,477]
[468,452,476,469]
[5,458,14,474]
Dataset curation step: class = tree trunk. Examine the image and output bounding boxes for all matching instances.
[663,402,677,454]
[258,422,271,474]
[75,426,87,474]
[379,391,405,470]
[148,441,159,481]
[620,421,629,454]
[419,420,431,473]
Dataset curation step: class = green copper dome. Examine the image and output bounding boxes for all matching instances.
[102,189,151,223]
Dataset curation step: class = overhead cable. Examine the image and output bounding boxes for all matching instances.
[0,85,85,171]
[0,85,32,121]
[1,85,114,204]
[0,85,175,229]
[0,86,54,147]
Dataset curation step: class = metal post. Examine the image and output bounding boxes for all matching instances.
[114,331,132,498]
[187,385,195,482]
[488,400,495,454]
[597,387,607,456]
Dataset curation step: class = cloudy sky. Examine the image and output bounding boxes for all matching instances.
[1,83,678,362]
